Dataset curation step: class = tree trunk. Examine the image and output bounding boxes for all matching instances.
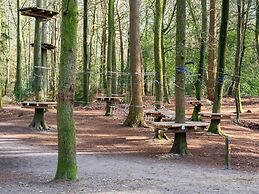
[207,0,216,101]
[29,108,48,130]
[256,0,259,63]
[170,0,189,155]
[208,0,230,134]
[14,0,22,100]
[124,0,146,128]
[154,0,164,109]
[101,1,107,94]
[83,0,89,105]
[55,0,78,181]
[192,0,207,121]
[42,1,48,100]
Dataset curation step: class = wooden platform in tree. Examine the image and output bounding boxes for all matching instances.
[199,112,235,119]
[96,96,122,103]
[144,110,174,122]
[152,121,209,133]
[21,101,57,109]
[30,43,56,50]
[19,7,58,19]
[188,99,212,107]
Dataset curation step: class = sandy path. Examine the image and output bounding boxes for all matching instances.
[0,137,259,194]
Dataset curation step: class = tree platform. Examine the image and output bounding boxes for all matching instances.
[152,121,209,134]
[19,7,58,20]
[21,101,57,109]
[199,112,235,120]
[30,43,56,50]
[144,110,174,122]
[96,96,123,116]
[187,99,212,107]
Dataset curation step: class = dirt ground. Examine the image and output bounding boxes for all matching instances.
[0,97,259,193]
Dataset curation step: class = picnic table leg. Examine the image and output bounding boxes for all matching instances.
[29,108,49,130]
[154,128,169,140]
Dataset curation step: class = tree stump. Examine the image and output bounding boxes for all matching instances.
[29,108,49,130]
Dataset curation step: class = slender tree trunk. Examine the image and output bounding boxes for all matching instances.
[208,0,230,134]
[207,0,216,101]
[14,0,22,100]
[124,0,146,127]
[154,0,164,109]
[42,1,48,100]
[170,0,189,155]
[192,0,207,121]
[116,0,125,94]
[83,0,89,105]
[101,0,107,94]
[55,0,78,181]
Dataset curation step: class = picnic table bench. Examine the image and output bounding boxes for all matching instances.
[21,101,57,130]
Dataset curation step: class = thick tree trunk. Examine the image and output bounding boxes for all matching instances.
[170,0,189,155]
[55,0,78,181]
[192,0,207,121]
[207,0,216,101]
[154,0,164,109]
[208,0,230,134]
[124,0,146,128]
[14,0,22,100]
[29,108,48,130]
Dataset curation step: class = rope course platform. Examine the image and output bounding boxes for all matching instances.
[30,43,56,50]
[21,101,57,109]
[96,96,123,103]
[19,7,59,19]
[144,110,174,122]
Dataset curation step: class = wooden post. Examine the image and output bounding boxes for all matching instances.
[225,136,231,170]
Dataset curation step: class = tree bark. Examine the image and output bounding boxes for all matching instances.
[55,0,78,181]
[207,0,216,101]
[124,0,146,127]
[170,0,189,155]
[83,0,89,105]
[14,0,22,100]
[208,0,230,134]
[192,0,207,121]
[154,0,164,109]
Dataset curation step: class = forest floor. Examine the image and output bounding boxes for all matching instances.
[0,97,259,193]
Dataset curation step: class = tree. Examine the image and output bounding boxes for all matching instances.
[170,0,189,155]
[207,0,216,101]
[124,0,146,127]
[83,0,89,105]
[191,0,207,121]
[256,0,259,63]
[208,0,230,134]
[14,0,22,100]
[154,0,164,109]
[55,0,78,181]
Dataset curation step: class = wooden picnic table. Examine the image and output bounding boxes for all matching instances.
[21,101,57,130]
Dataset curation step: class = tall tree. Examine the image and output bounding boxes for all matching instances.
[208,0,230,134]
[255,0,259,63]
[124,0,146,127]
[170,0,189,155]
[191,0,207,121]
[14,0,22,100]
[55,0,78,181]
[207,0,216,101]
[154,0,164,109]
[42,0,48,99]
[83,0,89,105]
